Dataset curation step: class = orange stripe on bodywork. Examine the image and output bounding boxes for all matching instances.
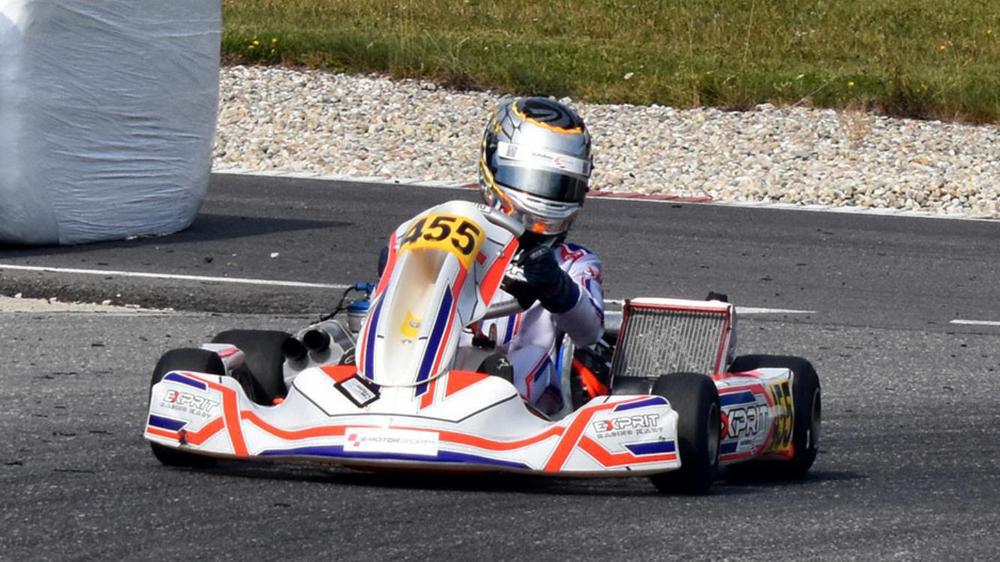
[430,307,458,376]
[444,370,490,398]
[542,398,647,472]
[428,269,467,378]
[241,411,376,441]
[420,378,439,409]
[146,427,179,441]
[199,378,249,457]
[321,364,358,384]
[374,231,399,298]
[243,411,559,453]
[479,239,519,304]
[145,417,226,446]
[577,436,677,467]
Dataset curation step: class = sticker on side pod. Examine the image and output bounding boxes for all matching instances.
[335,375,379,408]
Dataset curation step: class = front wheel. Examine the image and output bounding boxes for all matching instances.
[148,348,229,467]
[211,329,291,404]
[727,354,821,479]
[648,372,721,495]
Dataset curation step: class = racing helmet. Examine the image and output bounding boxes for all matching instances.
[479,97,593,237]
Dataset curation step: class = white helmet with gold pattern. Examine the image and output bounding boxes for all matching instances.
[479,97,593,237]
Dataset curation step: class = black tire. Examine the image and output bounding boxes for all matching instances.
[211,329,291,405]
[726,354,821,479]
[148,348,228,467]
[610,376,655,396]
[477,353,514,384]
[648,372,721,495]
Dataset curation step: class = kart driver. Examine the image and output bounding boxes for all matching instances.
[471,96,604,415]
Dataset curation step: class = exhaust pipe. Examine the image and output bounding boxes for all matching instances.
[302,329,331,353]
[281,337,308,362]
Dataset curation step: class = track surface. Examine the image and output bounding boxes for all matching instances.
[1,174,999,560]
[2,173,999,329]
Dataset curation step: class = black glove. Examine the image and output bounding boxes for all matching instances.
[503,245,580,314]
[377,246,389,277]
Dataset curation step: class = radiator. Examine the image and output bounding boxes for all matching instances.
[611,298,733,379]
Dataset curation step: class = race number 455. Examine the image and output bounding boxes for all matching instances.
[398,213,485,268]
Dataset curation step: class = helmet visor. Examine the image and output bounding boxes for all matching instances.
[492,164,588,204]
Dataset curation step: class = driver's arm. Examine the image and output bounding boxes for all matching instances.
[552,249,604,347]
[509,243,604,347]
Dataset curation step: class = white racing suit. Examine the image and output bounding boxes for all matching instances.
[465,242,604,413]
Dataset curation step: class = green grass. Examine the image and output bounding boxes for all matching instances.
[223,0,1000,123]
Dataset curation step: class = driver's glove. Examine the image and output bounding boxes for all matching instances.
[377,245,389,277]
[504,245,580,314]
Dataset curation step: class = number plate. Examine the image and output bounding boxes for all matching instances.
[398,213,486,268]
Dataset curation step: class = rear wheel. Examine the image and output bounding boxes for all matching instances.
[648,372,721,495]
[148,348,229,467]
[211,329,291,404]
[610,376,654,396]
[726,354,821,479]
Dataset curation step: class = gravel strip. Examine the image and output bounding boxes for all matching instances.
[214,65,999,218]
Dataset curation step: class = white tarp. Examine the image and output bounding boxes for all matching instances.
[0,0,220,245]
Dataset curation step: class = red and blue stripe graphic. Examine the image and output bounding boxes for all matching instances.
[360,296,385,381]
[163,372,207,390]
[502,313,516,344]
[720,442,741,455]
[613,396,668,412]
[258,445,530,470]
[414,287,455,397]
[624,440,676,456]
[580,278,604,323]
[147,394,677,471]
[523,353,552,399]
[718,382,774,461]
[147,415,187,431]
[720,391,756,406]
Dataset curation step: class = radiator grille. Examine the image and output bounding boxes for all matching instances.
[611,308,727,378]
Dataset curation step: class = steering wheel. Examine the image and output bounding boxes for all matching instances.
[479,207,531,320]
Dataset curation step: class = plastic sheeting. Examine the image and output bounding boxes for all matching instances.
[0,1,220,245]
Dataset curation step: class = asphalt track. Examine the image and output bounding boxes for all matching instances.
[1,174,999,560]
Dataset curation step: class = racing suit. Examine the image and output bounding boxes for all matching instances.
[469,242,604,413]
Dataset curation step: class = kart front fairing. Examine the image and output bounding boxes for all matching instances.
[357,200,517,389]
[145,201,684,475]
[147,364,680,475]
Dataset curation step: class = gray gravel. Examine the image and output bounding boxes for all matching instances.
[214,65,999,218]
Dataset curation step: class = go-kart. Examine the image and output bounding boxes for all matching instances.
[144,200,821,494]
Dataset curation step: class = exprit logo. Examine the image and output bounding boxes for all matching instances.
[723,404,770,439]
[160,389,219,418]
[593,413,660,433]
